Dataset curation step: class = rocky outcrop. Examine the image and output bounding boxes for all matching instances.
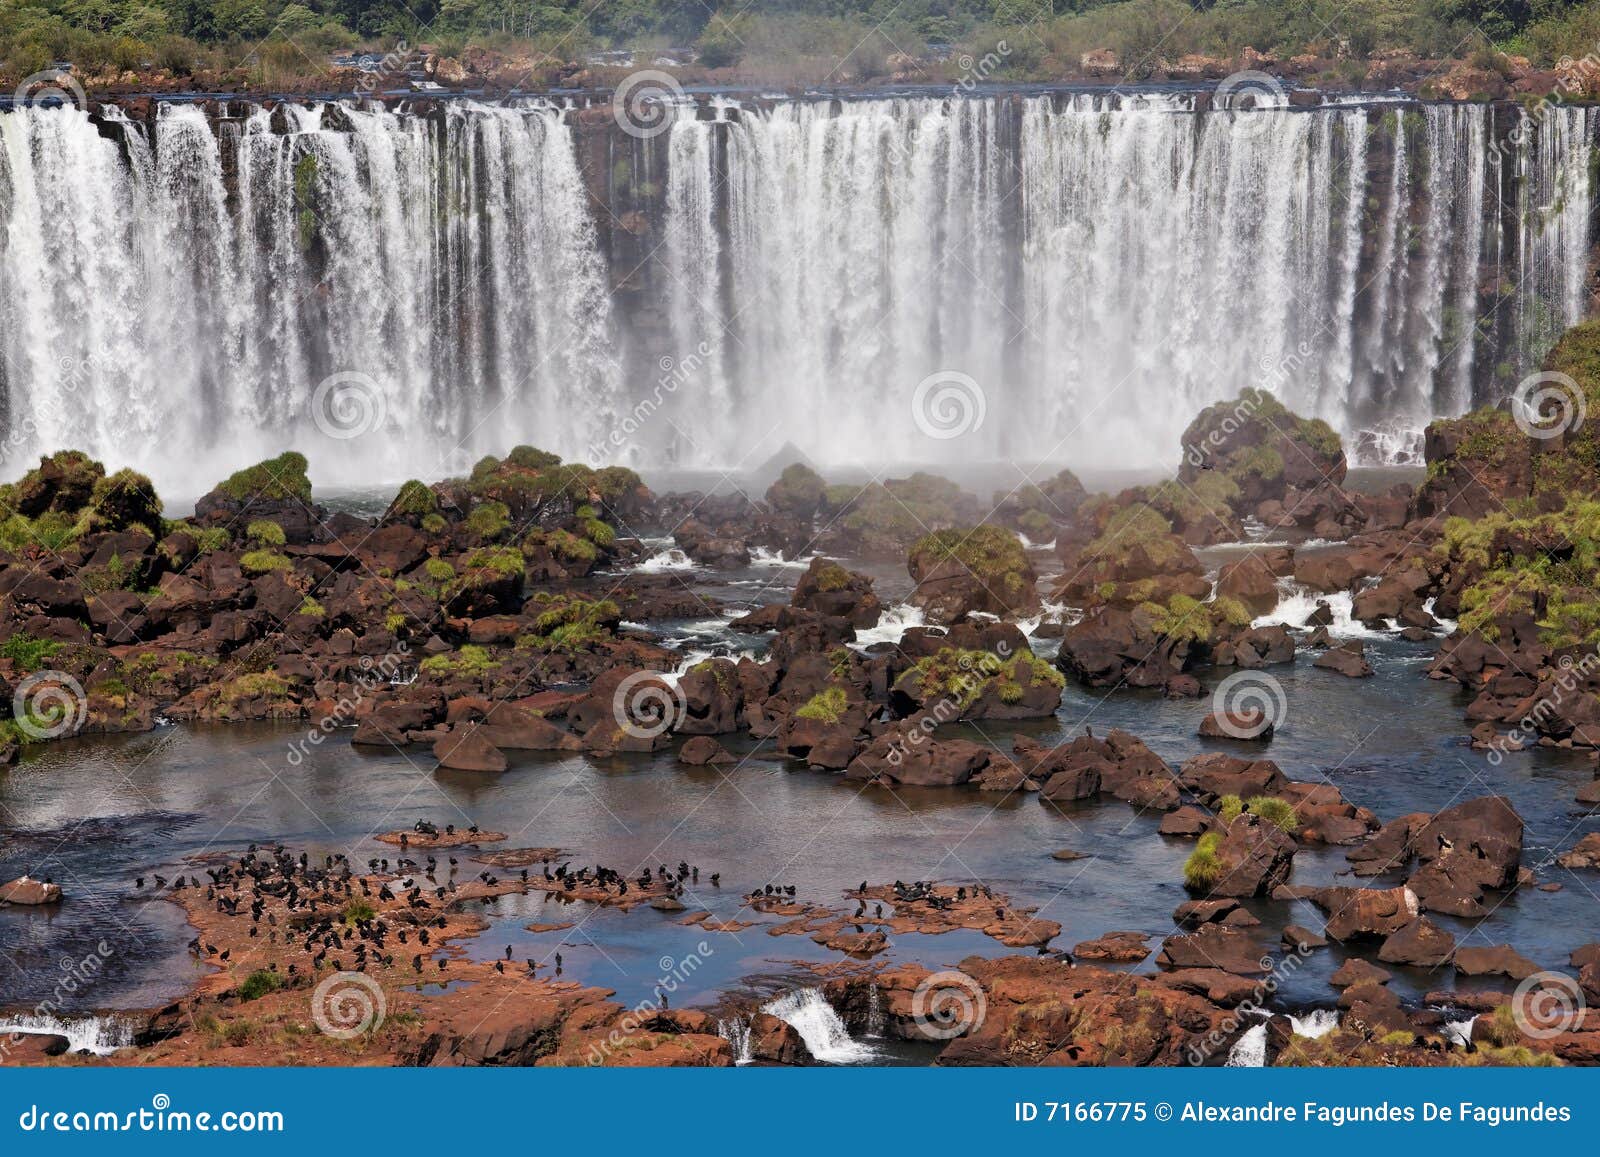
[906,526,1036,624]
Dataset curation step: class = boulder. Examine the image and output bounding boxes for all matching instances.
[1156,923,1269,974]
[1190,816,1296,898]
[1071,931,1151,963]
[432,725,509,772]
[1314,641,1373,678]
[1556,832,1600,869]
[1312,885,1420,942]
[677,736,735,765]
[790,557,882,630]
[1329,958,1392,988]
[476,704,581,752]
[1454,944,1541,980]
[0,876,63,905]
[1199,708,1273,741]
[1377,917,1456,968]
[845,732,990,788]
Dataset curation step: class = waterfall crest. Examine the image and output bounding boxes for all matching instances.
[0,93,1592,490]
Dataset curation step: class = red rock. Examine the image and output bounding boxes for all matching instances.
[432,725,508,772]
[0,876,62,905]
[1330,958,1392,988]
[1454,944,1540,980]
[1071,931,1151,963]
[1377,917,1456,968]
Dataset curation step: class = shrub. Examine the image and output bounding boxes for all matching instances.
[389,479,438,517]
[465,500,510,540]
[237,969,284,1001]
[214,452,312,503]
[1183,833,1224,891]
[240,550,292,575]
[246,519,287,546]
[795,685,849,723]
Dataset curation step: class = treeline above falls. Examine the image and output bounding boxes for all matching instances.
[0,92,1592,491]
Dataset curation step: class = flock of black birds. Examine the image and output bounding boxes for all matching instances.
[133,830,745,989]
[132,825,1026,1008]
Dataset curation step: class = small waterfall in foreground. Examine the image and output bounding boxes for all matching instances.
[716,1016,755,1065]
[762,988,876,1065]
[1226,1022,1270,1067]
[1287,1009,1341,1039]
[0,1012,135,1055]
[1442,1014,1479,1048]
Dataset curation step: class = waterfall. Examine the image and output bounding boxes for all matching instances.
[667,93,1593,471]
[0,1013,135,1056]
[762,987,876,1064]
[716,1015,755,1064]
[0,99,621,495]
[1,94,1593,489]
[1226,1021,1269,1066]
[1441,1014,1478,1048]
[1287,1009,1340,1039]
[864,982,884,1038]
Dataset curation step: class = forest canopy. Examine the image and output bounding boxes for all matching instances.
[8,0,1600,88]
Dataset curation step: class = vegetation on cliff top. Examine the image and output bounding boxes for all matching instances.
[6,0,1592,95]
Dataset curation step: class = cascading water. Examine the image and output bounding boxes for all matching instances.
[716,1015,755,1065]
[1287,1009,1341,1039]
[0,1012,135,1055]
[668,93,1594,470]
[0,93,1593,492]
[762,987,876,1065]
[0,99,621,494]
[1226,1021,1270,1067]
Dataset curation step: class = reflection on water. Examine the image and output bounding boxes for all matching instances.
[1,499,1594,1048]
